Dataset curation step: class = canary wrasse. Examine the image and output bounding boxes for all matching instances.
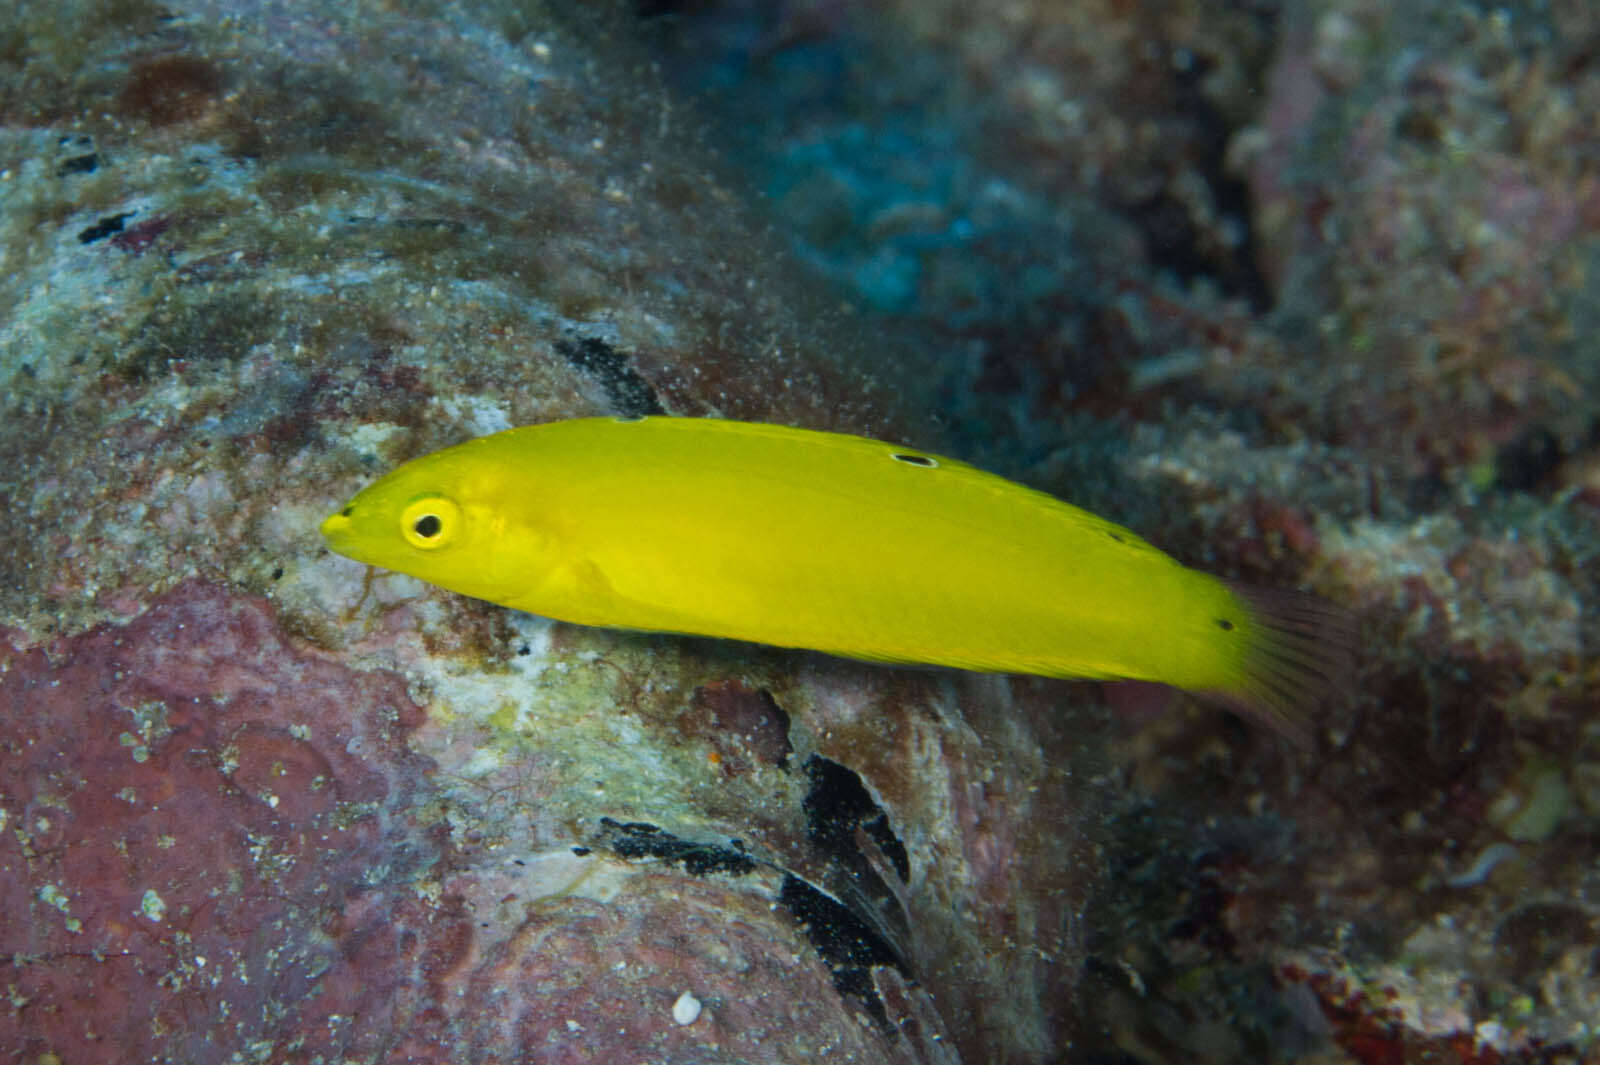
[321,416,1349,735]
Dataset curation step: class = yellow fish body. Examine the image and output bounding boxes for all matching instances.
[321,417,1345,731]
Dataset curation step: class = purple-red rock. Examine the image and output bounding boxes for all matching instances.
[3,582,1069,1064]
[0,581,449,1063]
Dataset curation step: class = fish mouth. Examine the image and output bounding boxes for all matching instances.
[319,509,354,550]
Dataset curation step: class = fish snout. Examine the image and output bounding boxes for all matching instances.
[319,508,355,549]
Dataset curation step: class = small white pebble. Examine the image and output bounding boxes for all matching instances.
[672,991,702,1026]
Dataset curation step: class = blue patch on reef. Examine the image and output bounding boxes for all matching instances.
[650,21,1079,324]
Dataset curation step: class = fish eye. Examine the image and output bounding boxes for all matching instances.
[399,495,461,550]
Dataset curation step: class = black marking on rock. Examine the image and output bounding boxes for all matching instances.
[779,873,908,1030]
[803,755,911,883]
[56,153,100,176]
[78,212,134,244]
[588,764,916,1034]
[555,336,665,418]
[593,817,757,877]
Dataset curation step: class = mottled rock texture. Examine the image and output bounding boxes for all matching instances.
[1,584,447,1063]
[4,584,1091,1063]
[653,0,1600,1060]
[0,2,1101,1063]
[7,0,1600,1061]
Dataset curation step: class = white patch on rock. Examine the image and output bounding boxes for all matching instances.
[672,990,702,1026]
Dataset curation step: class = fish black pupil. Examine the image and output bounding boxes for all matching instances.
[1216,618,1234,631]
[341,506,353,517]
[414,514,442,538]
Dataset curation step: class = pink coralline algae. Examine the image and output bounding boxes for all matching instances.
[0,581,455,1063]
[457,872,913,1064]
[0,583,961,1064]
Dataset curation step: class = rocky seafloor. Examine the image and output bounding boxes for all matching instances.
[2,1,1597,1063]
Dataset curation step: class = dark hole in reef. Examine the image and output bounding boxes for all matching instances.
[413,514,442,538]
[1494,424,1564,494]
[1131,50,1275,312]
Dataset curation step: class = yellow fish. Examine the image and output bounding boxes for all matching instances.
[321,417,1348,734]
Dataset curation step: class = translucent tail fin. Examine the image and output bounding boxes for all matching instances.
[1211,583,1357,746]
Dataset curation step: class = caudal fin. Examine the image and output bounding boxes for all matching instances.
[1213,583,1357,745]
